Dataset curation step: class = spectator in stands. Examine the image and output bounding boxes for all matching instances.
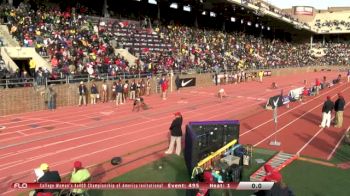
[334,93,345,128]
[320,96,334,128]
[32,163,61,196]
[165,112,183,156]
[78,81,88,106]
[70,161,91,195]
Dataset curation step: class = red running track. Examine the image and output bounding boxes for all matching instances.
[0,71,348,195]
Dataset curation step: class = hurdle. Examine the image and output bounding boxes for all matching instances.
[195,139,238,171]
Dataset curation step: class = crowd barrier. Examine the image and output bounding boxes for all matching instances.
[0,66,345,115]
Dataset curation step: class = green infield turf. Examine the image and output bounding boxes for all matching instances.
[329,140,350,164]
[88,148,276,196]
[20,144,350,196]
[281,159,350,196]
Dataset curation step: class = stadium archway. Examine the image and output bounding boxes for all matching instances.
[12,58,33,77]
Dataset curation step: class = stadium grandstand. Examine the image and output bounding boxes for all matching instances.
[0,0,349,89]
[1,0,350,196]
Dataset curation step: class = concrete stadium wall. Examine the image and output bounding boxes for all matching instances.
[0,66,345,116]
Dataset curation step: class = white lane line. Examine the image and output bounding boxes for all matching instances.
[327,126,350,160]
[240,84,348,137]
[0,100,257,170]
[297,103,350,155]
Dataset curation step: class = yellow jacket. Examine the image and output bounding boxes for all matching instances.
[258,71,264,77]
[29,59,36,69]
[70,168,91,194]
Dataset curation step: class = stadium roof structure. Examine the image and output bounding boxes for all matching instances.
[157,0,350,34]
[156,0,314,36]
[54,0,349,35]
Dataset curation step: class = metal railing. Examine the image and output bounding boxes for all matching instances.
[0,72,154,89]
[0,64,345,89]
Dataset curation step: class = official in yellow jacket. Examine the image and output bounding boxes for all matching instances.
[29,59,36,78]
[70,161,91,195]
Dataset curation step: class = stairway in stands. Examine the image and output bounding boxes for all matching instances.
[250,152,297,182]
[114,27,172,55]
[89,16,172,64]
[115,48,142,67]
[0,25,51,72]
[0,25,20,47]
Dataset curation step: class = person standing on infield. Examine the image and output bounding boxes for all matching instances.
[320,96,334,128]
[334,93,345,128]
[165,112,183,156]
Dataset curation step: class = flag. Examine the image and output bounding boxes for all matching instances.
[118,21,129,28]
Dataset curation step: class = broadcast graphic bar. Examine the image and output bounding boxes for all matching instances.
[12,182,274,190]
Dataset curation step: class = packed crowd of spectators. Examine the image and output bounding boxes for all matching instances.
[156,25,318,73]
[1,2,350,88]
[314,18,350,31]
[311,43,350,65]
[4,2,136,81]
